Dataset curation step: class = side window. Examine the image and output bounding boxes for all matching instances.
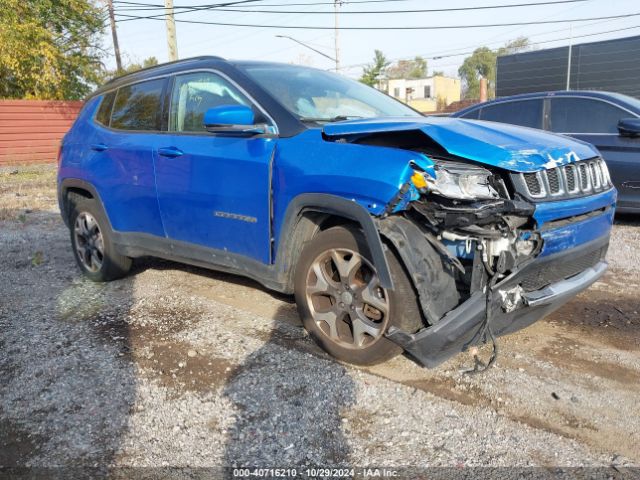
[169,72,252,133]
[550,98,628,134]
[480,99,543,129]
[95,91,116,127]
[110,79,165,131]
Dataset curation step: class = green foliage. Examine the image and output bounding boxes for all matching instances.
[100,57,159,83]
[458,37,530,99]
[387,56,428,80]
[432,70,445,77]
[360,50,390,87]
[0,0,104,100]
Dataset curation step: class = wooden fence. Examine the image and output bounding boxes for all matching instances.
[0,100,83,166]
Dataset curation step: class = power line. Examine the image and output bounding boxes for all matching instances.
[112,0,454,8]
[338,24,640,71]
[113,0,590,15]
[114,11,640,29]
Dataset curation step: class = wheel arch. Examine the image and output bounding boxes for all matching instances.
[275,193,394,292]
[58,178,111,230]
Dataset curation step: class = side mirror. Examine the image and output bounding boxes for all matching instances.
[618,118,640,137]
[204,105,267,136]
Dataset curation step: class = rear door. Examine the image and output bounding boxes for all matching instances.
[88,78,167,236]
[548,96,640,210]
[154,70,277,264]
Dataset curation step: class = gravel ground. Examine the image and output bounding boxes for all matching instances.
[1,166,639,475]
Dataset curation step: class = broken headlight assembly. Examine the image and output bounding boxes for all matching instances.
[412,160,499,201]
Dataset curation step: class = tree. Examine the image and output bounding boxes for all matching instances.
[432,70,445,77]
[360,50,390,87]
[100,57,159,83]
[497,36,531,56]
[458,37,530,99]
[0,0,104,100]
[387,56,428,80]
[458,47,496,100]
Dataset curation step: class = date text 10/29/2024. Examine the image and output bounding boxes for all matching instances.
[232,468,399,478]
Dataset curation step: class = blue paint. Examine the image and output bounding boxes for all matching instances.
[442,239,475,260]
[539,208,614,257]
[58,64,615,273]
[323,116,599,173]
[204,104,254,127]
[533,188,617,225]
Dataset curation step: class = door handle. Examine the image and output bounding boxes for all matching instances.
[158,147,184,158]
[90,143,108,152]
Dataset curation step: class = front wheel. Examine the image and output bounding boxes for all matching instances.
[294,226,423,365]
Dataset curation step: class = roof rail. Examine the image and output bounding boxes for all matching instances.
[103,55,226,87]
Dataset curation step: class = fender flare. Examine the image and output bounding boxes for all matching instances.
[276,193,394,289]
[58,178,111,230]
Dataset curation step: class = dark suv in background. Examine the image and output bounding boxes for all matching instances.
[454,91,640,213]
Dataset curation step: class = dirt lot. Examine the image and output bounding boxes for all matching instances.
[1,166,639,472]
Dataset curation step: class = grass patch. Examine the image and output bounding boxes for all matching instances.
[0,165,58,221]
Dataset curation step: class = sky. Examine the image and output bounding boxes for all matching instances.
[107,0,640,79]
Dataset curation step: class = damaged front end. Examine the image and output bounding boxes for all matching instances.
[320,118,614,368]
[378,156,610,367]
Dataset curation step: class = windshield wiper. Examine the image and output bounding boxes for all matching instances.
[299,115,363,123]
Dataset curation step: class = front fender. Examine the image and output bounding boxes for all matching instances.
[275,193,394,289]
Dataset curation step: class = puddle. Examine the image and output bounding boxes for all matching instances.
[548,288,640,351]
[133,339,236,394]
[0,418,44,467]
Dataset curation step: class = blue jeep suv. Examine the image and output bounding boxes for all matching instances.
[58,57,616,368]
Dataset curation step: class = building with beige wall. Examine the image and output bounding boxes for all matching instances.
[386,76,461,112]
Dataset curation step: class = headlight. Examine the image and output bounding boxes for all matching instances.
[413,161,499,200]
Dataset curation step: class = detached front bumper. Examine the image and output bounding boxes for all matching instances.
[386,236,609,368]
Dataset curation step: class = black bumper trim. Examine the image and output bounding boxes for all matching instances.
[387,235,610,368]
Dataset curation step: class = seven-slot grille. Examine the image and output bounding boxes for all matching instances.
[515,157,611,201]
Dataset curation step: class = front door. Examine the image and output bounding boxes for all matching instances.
[154,71,276,264]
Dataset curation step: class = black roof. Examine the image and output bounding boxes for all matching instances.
[455,90,640,117]
[93,56,226,97]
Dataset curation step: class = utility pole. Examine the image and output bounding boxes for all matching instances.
[165,0,179,61]
[566,22,573,90]
[107,0,122,71]
[334,0,341,72]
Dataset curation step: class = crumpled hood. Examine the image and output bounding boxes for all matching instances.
[322,116,599,173]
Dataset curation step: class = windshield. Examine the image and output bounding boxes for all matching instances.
[241,64,421,123]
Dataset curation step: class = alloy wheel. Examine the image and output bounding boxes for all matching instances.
[305,248,389,349]
[74,212,104,273]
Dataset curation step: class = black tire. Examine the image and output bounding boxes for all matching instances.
[294,225,423,365]
[68,195,132,282]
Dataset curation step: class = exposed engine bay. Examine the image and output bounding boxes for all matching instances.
[342,129,547,319]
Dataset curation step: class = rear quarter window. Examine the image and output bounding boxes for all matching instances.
[95,91,116,127]
[459,108,480,120]
[110,79,165,131]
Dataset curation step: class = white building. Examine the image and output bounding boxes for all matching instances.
[386,76,461,112]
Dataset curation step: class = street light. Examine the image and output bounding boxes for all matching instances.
[275,35,337,70]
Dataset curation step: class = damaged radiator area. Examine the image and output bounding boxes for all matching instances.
[379,156,546,326]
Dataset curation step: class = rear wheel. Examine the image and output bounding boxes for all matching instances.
[294,226,422,365]
[69,196,132,282]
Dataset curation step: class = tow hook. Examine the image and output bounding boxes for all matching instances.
[499,285,525,313]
